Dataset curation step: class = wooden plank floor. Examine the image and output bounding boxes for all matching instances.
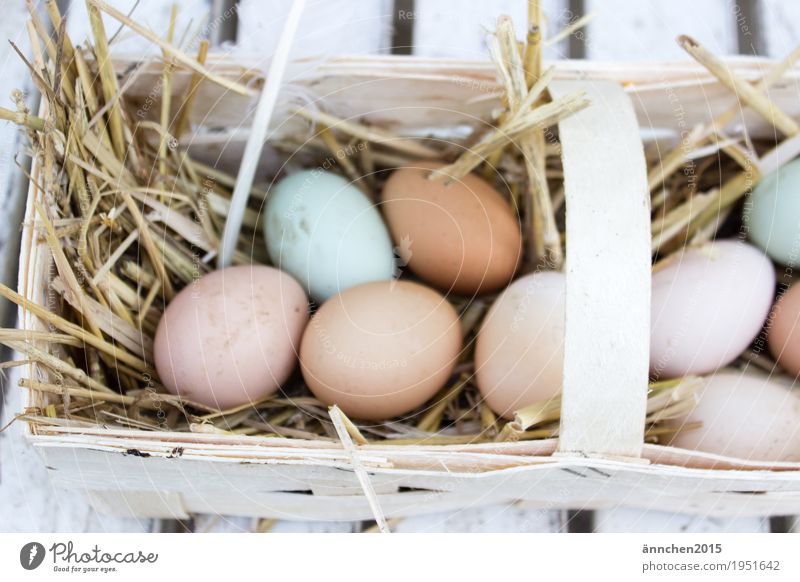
[0,0,797,534]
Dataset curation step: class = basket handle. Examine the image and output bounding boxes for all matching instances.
[550,80,652,459]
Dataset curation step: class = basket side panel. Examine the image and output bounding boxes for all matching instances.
[36,444,800,520]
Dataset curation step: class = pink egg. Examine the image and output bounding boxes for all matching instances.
[650,240,774,379]
[154,266,308,409]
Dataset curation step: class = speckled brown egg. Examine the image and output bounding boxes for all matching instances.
[154,265,308,410]
[768,283,800,377]
[381,161,522,296]
[299,280,462,420]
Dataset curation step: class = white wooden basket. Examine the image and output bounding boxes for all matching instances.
[18,55,800,521]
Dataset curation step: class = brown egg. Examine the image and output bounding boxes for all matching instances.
[300,280,462,420]
[768,283,800,376]
[667,372,800,462]
[381,161,522,295]
[475,271,565,419]
[154,266,308,410]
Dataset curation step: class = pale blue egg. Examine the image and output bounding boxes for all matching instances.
[264,170,395,302]
[746,158,800,267]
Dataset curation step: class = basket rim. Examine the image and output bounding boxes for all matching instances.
[24,423,800,474]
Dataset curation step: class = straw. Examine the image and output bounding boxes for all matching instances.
[329,406,390,533]
[88,0,254,96]
[678,35,798,137]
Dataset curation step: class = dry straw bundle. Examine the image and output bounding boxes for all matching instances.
[4,0,793,450]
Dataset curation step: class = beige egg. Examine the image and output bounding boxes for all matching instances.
[300,280,462,420]
[668,371,800,462]
[381,161,522,296]
[154,266,309,410]
[475,271,566,419]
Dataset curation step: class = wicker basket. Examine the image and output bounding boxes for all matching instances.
[18,55,800,521]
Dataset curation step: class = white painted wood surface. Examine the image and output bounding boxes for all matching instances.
[760,0,800,57]
[188,504,565,533]
[411,0,570,59]
[1,0,797,534]
[594,508,769,533]
[234,0,394,62]
[583,0,738,60]
[393,505,565,533]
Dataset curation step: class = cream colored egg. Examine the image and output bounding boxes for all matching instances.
[475,271,565,419]
[668,371,800,462]
[154,266,309,410]
[650,240,775,379]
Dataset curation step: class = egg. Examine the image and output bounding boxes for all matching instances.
[745,158,800,267]
[768,283,800,376]
[154,266,308,409]
[650,240,774,379]
[300,280,462,420]
[264,170,395,303]
[668,371,800,462]
[475,271,565,419]
[381,161,522,296]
